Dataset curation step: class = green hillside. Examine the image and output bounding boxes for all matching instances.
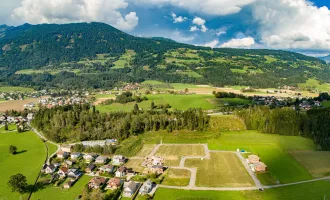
[0,22,329,90]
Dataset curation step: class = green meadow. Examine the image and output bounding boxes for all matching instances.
[31,175,90,200]
[0,130,47,200]
[0,86,34,92]
[96,94,215,112]
[154,180,330,200]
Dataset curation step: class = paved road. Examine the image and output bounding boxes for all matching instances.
[235,151,263,188]
[263,176,330,189]
[28,124,60,164]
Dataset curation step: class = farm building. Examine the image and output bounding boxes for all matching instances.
[253,162,267,172]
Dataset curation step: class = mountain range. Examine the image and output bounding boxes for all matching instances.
[0,22,329,90]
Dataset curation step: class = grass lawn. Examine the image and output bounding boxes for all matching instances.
[96,94,215,112]
[290,150,330,178]
[155,145,205,166]
[94,94,116,98]
[154,180,330,200]
[207,131,315,185]
[0,86,34,92]
[31,175,90,200]
[46,142,58,157]
[0,131,46,200]
[185,152,254,187]
[321,101,330,108]
[162,168,190,186]
[0,123,17,132]
[124,159,145,173]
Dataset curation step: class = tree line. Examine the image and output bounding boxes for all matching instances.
[31,104,210,143]
[237,106,330,150]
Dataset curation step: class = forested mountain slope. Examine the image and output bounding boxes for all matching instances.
[0,22,329,90]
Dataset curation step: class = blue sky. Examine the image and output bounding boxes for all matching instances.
[1,0,330,56]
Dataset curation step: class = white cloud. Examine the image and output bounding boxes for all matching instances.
[191,17,208,32]
[221,37,255,48]
[171,12,187,23]
[131,0,256,16]
[192,17,205,26]
[204,39,219,48]
[189,26,199,32]
[250,0,330,51]
[11,0,138,31]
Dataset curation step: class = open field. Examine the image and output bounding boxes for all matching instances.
[124,159,145,173]
[208,115,246,132]
[136,144,156,157]
[290,150,330,178]
[31,175,90,200]
[0,98,42,112]
[321,101,330,107]
[298,78,330,92]
[142,130,220,145]
[0,86,34,92]
[96,94,215,112]
[162,168,191,186]
[15,69,80,75]
[154,180,330,200]
[185,152,254,187]
[0,130,46,200]
[113,50,135,69]
[155,145,205,166]
[207,131,314,185]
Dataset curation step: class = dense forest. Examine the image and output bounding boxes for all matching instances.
[31,104,209,143]
[1,22,330,90]
[237,106,330,150]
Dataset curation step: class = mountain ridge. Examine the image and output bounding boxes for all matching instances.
[0,22,329,90]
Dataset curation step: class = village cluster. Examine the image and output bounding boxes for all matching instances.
[36,96,89,109]
[42,145,164,198]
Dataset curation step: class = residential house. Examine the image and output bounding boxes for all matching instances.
[253,162,267,172]
[85,163,96,173]
[88,177,107,189]
[126,169,136,177]
[112,155,126,166]
[98,165,115,173]
[123,181,138,197]
[115,166,127,177]
[248,155,260,164]
[67,169,82,179]
[61,145,72,153]
[71,152,82,160]
[63,180,74,189]
[44,164,57,174]
[105,178,122,190]
[57,151,69,159]
[27,113,34,121]
[64,160,74,168]
[139,180,153,195]
[95,156,108,164]
[58,167,69,177]
[83,153,97,163]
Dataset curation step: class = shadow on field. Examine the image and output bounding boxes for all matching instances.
[15,150,27,155]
